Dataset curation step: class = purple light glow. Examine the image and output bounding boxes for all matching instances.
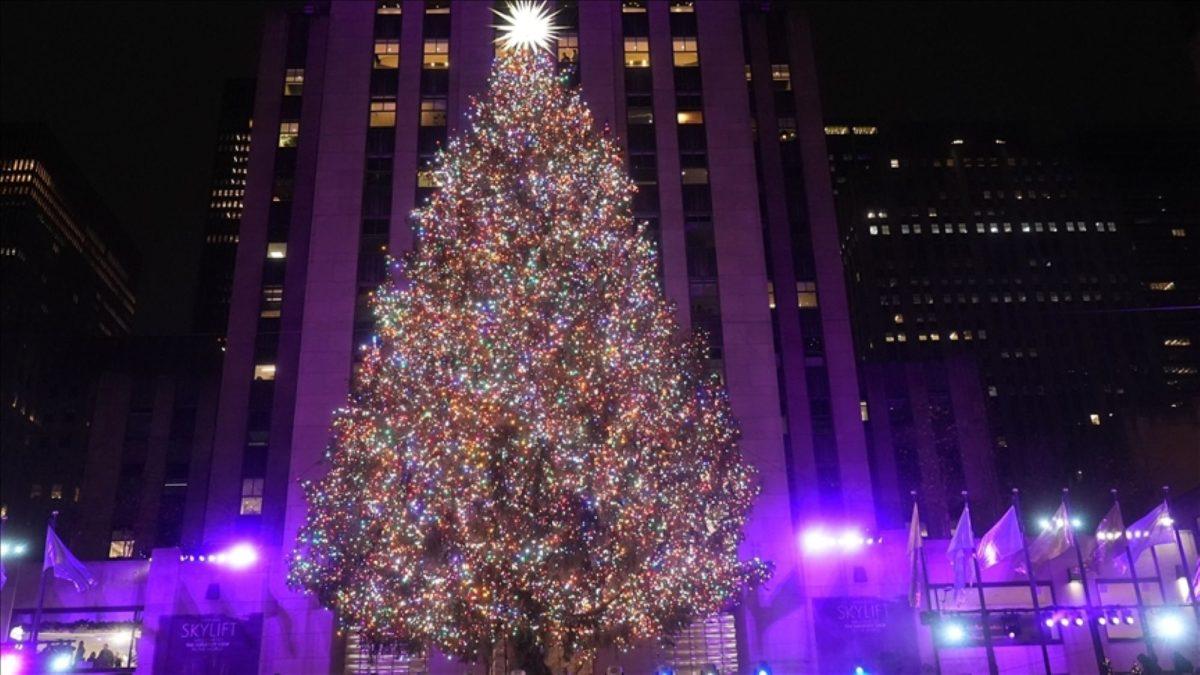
[1,651,25,675]
[800,526,875,555]
[222,542,259,570]
[1059,618,1070,627]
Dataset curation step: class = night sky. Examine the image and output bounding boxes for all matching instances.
[2,1,1197,334]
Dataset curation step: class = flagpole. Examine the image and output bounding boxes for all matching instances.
[29,510,57,649]
[1012,489,1052,675]
[1163,486,1200,620]
[913,492,942,675]
[964,492,999,675]
[1113,490,1154,660]
[1063,488,1106,673]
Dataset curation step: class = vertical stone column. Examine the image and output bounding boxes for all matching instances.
[696,3,810,671]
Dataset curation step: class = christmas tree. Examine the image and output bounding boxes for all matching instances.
[289,4,767,671]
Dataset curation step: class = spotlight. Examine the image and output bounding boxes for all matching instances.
[1125,614,1136,625]
[49,653,73,672]
[1073,617,1085,627]
[755,663,772,675]
[854,667,869,675]
[940,621,967,645]
[1,652,24,675]
[222,542,259,570]
[1059,618,1071,627]
[1152,612,1186,641]
[1044,617,1056,628]
[1098,616,1108,626]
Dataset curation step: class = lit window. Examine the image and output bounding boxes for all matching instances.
[622,0,647,12]
[377,1,402,14]
[624,38,650,68]
[949,331,959,341]
[425,0,449,14]
[261,285,283,318]
[423,39,449,69]
[1171,228,1186,237]
[557,33,579,64]
[987,386,998,397]
[374,40,400,69]
[1089,413,1101,426]
[284,68,305,95]
[414,100,446,131]
[254,364,277,381]
[896,333,907,342]
[672,37,698,67]
[239,478,264,515]
[278,121,299,148]
[417,169,442,188]
[767,282,776,309]
[1148,281,1176,291]
[888,158,900,169]
[266,242,287,259]
[770,63,791,90]
[1164,337,1192,347]
[109,530,135,559]
[852,126,877,135]
[893,313,904,324]
[676,110,703,125]
[50,483,63,500]
[778,117,797,142]
[824,126,850,136]
[860,401,869,422]
[797,281,818,308]
[681,167,708,184]
[627,107,653,125]
[668,1,694,12]
[370,99,397,127]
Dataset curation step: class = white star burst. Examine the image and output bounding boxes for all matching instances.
[493,1,561,54]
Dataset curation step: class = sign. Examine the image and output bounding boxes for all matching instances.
[813,596,920,674]
[155,613,263,674]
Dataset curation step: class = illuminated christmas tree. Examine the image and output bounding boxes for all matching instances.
[289,4,767,671]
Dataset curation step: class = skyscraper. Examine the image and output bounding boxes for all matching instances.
[0,126,139,542]
[828,123,1196,521]
[195,1,870,671]
[194,79,256,346]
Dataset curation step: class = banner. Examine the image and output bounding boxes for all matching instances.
[155,613,263,675]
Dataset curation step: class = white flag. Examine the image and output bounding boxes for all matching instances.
[977,506,1025,571]
[907,503,924,608]
[44,524,97,592]
[946,504,976,598]
[1029,501,1073,564]
[1125,501,1176,564]
[1089,501,1128,576]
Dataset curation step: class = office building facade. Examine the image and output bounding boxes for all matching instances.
[194,79,256,345]
[0,127,139,545]
[826,125,1172,520]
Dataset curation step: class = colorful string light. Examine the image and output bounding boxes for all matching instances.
[289,49,768,663]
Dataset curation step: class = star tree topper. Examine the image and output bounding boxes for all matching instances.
[493,1,562,54]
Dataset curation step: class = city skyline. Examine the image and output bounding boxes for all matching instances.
[2,1,1197,336]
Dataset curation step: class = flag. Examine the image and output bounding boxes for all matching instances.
[44,524,96,592]
[907,502,924,608]
[1029,501,1074,564]
[1125,501,1176,564]
[946,504,976,599]
[977,506,1025,570]
[1089,501,1128,576]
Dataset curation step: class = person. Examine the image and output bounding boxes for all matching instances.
[87,651,97,665]
[96,643,115,669]
[1173,651,1196,674]
[74,640,86,665]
